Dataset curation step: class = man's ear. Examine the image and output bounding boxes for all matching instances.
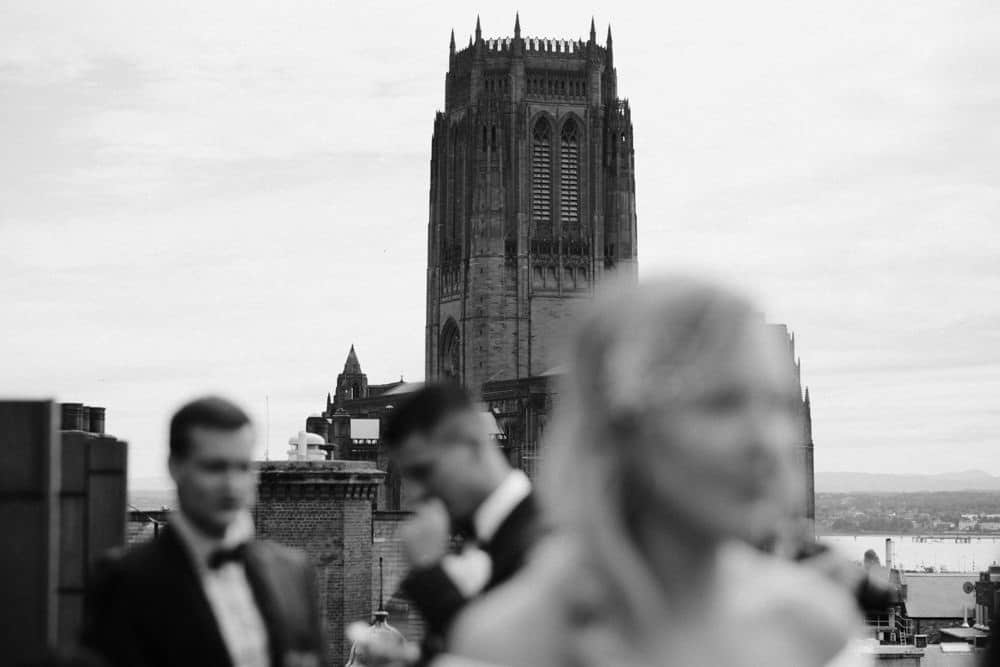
[464,430,489,461]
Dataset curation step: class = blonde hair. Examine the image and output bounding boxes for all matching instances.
[539,274,761,628]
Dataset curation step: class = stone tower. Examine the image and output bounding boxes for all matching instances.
[425,15,638,389]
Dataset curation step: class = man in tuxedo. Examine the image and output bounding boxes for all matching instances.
[82,396,324,667]
[382,383,545,661]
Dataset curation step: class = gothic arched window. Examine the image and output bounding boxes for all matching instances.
[531,118,553,239]
[560,119,581,239]
[440,319,461,383]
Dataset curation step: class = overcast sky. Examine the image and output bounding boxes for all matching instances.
[2,1,998,484]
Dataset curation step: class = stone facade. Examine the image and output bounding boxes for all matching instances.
[425,16,639,390]
[481,371,558,480]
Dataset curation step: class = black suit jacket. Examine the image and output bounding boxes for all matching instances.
[986,620,1000,667]
[401,493,544,655]
[82,526,324,667]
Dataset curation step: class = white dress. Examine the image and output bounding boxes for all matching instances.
[439,538,873,667]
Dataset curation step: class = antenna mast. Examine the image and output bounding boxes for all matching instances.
[378,556,385,611]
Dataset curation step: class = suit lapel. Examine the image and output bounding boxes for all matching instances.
[244,541,287,666]
[158,527,234,667]
[483,493,540,589]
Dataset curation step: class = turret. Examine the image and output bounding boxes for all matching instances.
[510,12,525,99]
[335,345,369,405]
[344,344,361,374]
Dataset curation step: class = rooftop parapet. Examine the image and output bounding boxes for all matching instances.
[257,460,384,499]
[449,14,613,62]
[454,37,603,59]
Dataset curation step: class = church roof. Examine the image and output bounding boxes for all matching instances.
[381,381,424,397]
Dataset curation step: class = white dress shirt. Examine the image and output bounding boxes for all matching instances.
[440,470,532,597]
[171,510,271,667]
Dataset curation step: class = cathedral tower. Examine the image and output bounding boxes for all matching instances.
[425,16,638,389]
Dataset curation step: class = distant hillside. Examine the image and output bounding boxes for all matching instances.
[817,470,1000,494]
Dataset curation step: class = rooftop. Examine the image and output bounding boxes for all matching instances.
[902,572,976,618]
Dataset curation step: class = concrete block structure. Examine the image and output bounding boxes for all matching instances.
[57,408,128,648]
[0,400,127,663]
[0,400,61,663]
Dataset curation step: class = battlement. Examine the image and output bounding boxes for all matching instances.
[448,15,613,68]
[611,99,632,119]
[455,36,595,57]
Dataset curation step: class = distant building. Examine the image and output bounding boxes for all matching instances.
[303,16,816,516]
[425,16,638,392]
[900,572,977,637]
[271,14,817,658]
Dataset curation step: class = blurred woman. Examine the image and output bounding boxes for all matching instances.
[444,276,867,667]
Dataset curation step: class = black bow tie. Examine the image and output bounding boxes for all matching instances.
[208,544,247,570]
[451,518,485,551]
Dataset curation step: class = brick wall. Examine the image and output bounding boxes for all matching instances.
[372,512,425,642]
[254,461,383,666]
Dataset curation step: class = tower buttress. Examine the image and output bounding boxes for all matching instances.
[802,386,815,522]
[803,387,813,441]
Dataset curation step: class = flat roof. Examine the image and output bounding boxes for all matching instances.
[903,573,976,618]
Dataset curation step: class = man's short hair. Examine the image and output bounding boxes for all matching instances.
[382,382,475,449]
[169,396,251,459]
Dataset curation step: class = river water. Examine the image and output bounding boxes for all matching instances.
[819,534,1000,573]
